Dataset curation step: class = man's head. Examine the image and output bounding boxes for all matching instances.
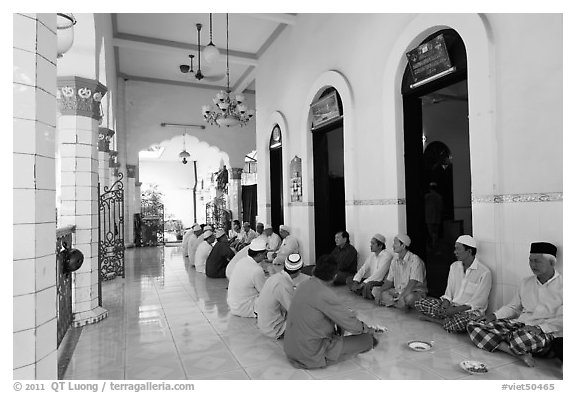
[232,220,241,231]
[284,253,303,277]
[193,224,203,236]
[256,222,264,235]
[203,230,215,244]
[242,222,251,232]
[335,230,350,248]
[370,234,386,253]
[215,229,227,242]
[393,233,411,254]
[454,235,477,261]
[264,223,274,236]
[529,242,557,280]
[313,254,338,282]
[248,238,268,262]
[279,225,290,239]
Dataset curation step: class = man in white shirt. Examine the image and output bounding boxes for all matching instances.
[186,225,204,267]
[271,225,300,265]
[181,223,198,257]
[264,224,282,255]
[225,245,249,281]
[227,238,268,317]
[373,234,427,310]
[194,230,215,274]
[235,221,258,251]
[415,235,492,333]
[346,234,393,299]
[467,242,562,367]
[255,253,303,339]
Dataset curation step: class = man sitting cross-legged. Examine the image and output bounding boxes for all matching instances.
[346,234,392,299]
[415,235,492,333]
[466,242,562,367]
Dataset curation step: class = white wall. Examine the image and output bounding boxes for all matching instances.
[255,13,562,312]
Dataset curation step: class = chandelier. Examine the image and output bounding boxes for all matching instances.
[202,14,255,127]
[179,132,190,164]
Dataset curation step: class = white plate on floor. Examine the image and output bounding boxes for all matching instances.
[407,340,433,352]
[460,360,488,375]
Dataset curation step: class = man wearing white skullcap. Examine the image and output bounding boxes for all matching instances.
[373,234,427,309]
[181,223,199,257]
[187,225,204,267]
[414,235,492,333]
[271,225,299,265]
[255,254,304,339]
[194,230,216,274]
[347,234,393,299]
[227,238,269,317]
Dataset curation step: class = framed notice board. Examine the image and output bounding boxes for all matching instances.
[406,34,455,88]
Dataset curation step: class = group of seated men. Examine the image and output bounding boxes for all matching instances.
[182,224,562,370]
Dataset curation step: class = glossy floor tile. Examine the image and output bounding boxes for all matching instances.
[60,245,562,380]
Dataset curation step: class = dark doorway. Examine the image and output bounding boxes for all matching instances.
[242,184,257,229]
[312,88,346,259]
[402,29,472,298]
[269,126,284,233]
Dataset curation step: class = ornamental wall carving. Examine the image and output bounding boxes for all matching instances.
[98,128,115,152]
[57,76,108,120]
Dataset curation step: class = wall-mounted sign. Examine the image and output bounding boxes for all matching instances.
[406,34,455,89]
[310,91,341,129]
[290,156,302,202]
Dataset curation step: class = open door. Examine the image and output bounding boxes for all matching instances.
[269,126,284,233]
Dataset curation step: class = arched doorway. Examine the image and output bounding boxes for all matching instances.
[269,126,284,232]
[311,87,346,259]
[402,29,472,297]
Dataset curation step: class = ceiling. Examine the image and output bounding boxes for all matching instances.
[113,13,298,94]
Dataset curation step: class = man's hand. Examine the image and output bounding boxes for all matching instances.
[440,298,451,309]
[524,325,543,336]
[473,313,496,323]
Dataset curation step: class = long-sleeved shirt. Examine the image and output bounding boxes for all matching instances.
[206,240,235,278]
[187,236,203,267]
[494,271,563,336]
[352,250,393,283]
[272,235,300,265]
[225,246,249,280]
[238,229,258,245]
[330,243,358,275]
[267,233,282,253]
[182,231,196,257]
[194,240,213,274]
[441,258,492,313]
[385,250,426,292]
[254,270,295,339]
[284,277,370,369]
[227,256,267,317]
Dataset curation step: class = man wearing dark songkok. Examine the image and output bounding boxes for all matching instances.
[466,242,562,367]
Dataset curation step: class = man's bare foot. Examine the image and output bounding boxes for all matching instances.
[519,353,535,367]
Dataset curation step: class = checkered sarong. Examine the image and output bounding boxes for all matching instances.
[414,297,481,333]
[466,319,554,355]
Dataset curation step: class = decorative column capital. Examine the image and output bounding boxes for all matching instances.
[230,167,243,180]
[126,165,136,178]
[98,128,115,152]
[57,76,108,120]
[109,150,120,168]
[135,182,142,187]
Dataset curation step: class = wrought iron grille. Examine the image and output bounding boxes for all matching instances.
[98,173,125,293]
[205,195,230,229]
[56,227,74,348]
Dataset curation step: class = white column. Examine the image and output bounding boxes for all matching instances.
[57,76,108,327]
[229,167,243,221]
[13,13,58,379]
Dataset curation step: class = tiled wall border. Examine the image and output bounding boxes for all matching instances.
[472,192,563,204]
[346,199,406,206]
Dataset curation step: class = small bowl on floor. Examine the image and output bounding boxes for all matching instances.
[460,360,488,375]
[407,340,433,352]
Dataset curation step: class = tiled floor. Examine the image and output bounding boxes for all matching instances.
[61,246,563,380]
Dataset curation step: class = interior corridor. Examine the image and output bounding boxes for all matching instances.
[59,246,563,380]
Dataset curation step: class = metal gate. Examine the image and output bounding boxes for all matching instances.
[98,173,125,303]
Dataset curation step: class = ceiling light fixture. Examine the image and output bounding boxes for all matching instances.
[202,14,255,127]
[202,13,220,64]
[57,13,77,58]
[179,18,224,82]
[179,132,190,164]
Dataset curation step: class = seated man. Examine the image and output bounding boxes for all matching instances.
[235,221,258,251]
[284,254,379,369]
[228,220,242,248]
[227,238,268,317]
[372,234,427,309]
[225,245,249,281]
[186,225,204,267]
[466,242,562,367]
[330,230,358,286]
[255,254,303,339]
[271,225,299,265]
[415,235,492,333]
[346,234,392,299]
[194,230,215,274]
[264,224,282,254]
[206,229,235,278]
